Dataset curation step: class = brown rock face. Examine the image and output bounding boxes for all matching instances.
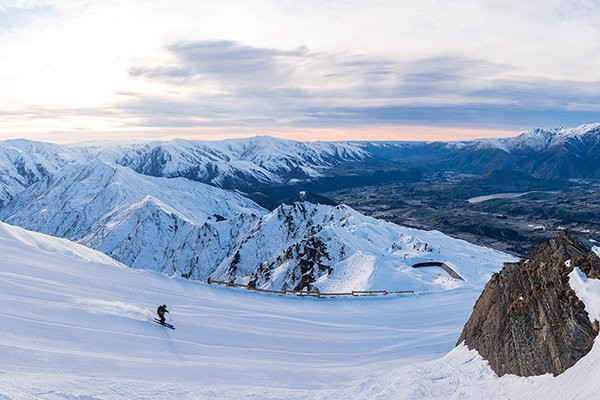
[458,232,600,377]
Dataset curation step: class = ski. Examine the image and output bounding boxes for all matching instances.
[153,318,175,330]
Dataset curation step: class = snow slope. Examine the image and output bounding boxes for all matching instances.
[0,221,497,399]
[3,222,599,399]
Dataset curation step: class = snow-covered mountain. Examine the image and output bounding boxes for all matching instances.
[0,160,265,277]
[0,156,513,291]
[0,139,82,206]
[82,136,372,190]
[99,124,600,181]
[442,123,600,178]
[490,123,600,152]
[2,124,600,205]
[1,126,598,289]
[0,136,373,208]
[213,201,512,292]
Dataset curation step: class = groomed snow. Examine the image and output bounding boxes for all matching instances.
[3,222,599,399]
[0,221,504,399]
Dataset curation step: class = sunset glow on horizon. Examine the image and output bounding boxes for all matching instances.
[0,124,522,145]
[1,0,599,143]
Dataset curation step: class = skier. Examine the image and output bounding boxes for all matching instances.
[157,304,169,325]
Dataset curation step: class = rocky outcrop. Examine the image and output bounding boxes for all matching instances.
[458,231,600,377]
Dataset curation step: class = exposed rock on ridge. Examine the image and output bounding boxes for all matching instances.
[458,231,600,376]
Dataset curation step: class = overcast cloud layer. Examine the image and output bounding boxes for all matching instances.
[1,0,599,142]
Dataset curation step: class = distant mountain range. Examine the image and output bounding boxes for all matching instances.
[442,123,600,179]
[83,136,372,190]
[97,122,600,183]
[0,134,522,291]
[2,123,600,204]
[359,123,600,180]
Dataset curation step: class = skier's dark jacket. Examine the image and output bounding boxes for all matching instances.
[157,305,169,319]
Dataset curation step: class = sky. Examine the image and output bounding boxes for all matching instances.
[1,0,600,143]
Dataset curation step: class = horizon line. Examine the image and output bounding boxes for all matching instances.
[2,121,598,145]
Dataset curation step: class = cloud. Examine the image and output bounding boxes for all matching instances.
[130,40,307,84]
[122,40,600,131]
[295,105,600,130]
[2,0,600,142]
[4,34,600,141]
[6,38,599,139]
[128,40,511,105]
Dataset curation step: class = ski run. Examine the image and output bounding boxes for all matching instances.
[1,220,600,399]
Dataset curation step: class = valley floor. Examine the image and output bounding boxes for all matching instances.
[325,176,600,256]
[2,222,599,399]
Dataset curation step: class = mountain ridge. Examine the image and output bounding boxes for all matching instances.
[2,122,600,200]
[0,157,515,291]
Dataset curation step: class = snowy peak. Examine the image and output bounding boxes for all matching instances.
[492,123,600,152]
[215,201,515,292]
[0,158,267,277]
[101,136,372,189]
[0,139,82,206]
